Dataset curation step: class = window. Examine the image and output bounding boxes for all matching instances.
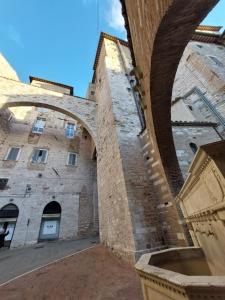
[65,123,75,138]
[31,149,48,164]
[208,56,223,67]
[189,143,198,154]
[67,152,77,166]
[5,147,21,161]
[0,178,8,190]
[32,118,46,134]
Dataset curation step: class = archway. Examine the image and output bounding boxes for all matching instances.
[39,201,61,241]
[150,0,219,195]
[0,76,97,144]
[0,204,19,248]
[120,0,219,247]
[121,0,218,195]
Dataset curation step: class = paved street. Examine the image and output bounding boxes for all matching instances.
[0,245,143,300]
[0,237,99,285]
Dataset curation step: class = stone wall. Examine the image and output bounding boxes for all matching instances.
[95,37,180,262]
[31,78,72,95]
[0,53,19,81]
[172,124,221,178]
[172,41,225,136]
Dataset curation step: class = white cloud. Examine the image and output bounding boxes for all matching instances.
[8,25,24,48]
[106,0,125,33]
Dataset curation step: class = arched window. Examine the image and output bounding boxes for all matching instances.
[189,142,198,154]
[43,201,61,215]
[0,204,19,218]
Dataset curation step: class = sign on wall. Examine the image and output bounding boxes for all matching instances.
[42,220,58,235]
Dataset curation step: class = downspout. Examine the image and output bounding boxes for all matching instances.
[116,40,146,131]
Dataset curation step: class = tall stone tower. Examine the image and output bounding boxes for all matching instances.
[89,33,187,262]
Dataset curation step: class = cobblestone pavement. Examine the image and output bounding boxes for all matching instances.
[0,236,99,285]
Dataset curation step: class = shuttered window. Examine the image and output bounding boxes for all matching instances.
[5,147,20,161]
[31,149,48,164]
[67,152,77,166]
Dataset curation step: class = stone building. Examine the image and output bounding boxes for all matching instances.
[172,26,225,177]
[0,25,225,262]
[0,55,98,248]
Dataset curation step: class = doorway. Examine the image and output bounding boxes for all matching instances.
[39,201,61,241]
[0,204,19,248]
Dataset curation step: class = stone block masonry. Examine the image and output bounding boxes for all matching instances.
[95,37,166,262]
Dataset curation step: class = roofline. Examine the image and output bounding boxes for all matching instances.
[92,32,129,83]
[197,25,222,32]
[29,76,74,96]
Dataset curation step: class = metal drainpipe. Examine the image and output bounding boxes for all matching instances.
[116,40,146,131]
[213,126,224,140]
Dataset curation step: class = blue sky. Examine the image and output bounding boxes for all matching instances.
[0,0,224,97]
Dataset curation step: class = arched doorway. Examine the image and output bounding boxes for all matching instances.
[39,201,61,241]
[0,204,19,248]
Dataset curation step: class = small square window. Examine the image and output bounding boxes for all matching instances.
[5,147,21,161]
[31,149,48,164]
[67,152,77,166]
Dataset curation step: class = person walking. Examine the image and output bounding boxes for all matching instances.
[0,229,9,248]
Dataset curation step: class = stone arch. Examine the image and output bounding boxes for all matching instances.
[121,0,218,248]
[122,0,218,196]
[149,0,218,195]
[0,77,97,144]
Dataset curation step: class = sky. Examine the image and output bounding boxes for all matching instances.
[0,0,224,98]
